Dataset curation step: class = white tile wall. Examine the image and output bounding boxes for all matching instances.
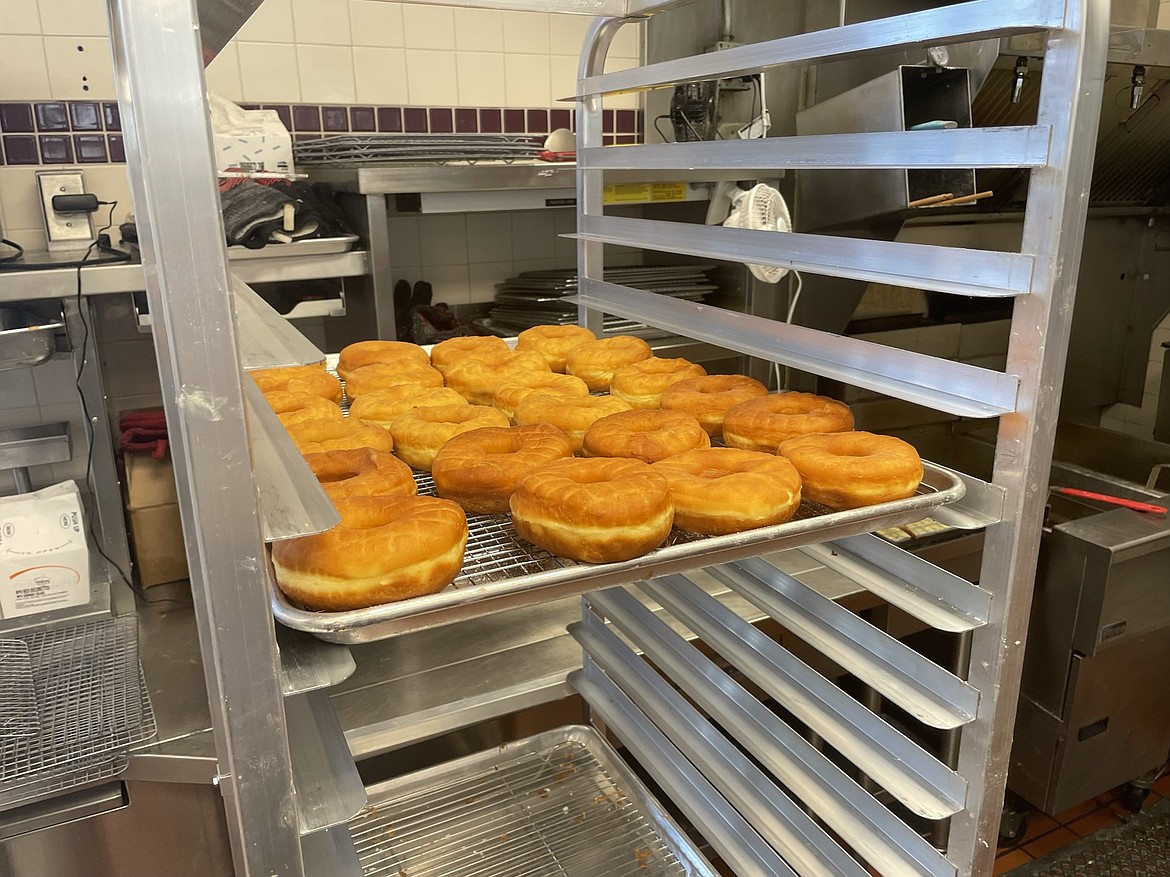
[297,44,357,102]
[205,43,245,103]
[292,0,353,45]
[0,35,53,99]
[349,1,404,47]
[1101,314,1170,438]
[353,47,409,104]
[1,3,43,35]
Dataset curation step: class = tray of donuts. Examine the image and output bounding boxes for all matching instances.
[252,326,966,643]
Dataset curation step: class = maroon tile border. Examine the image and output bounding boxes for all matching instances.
[0,101,641,164]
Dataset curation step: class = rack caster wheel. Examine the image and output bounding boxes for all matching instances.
[999,810,1028,845]
[1121,783,1150,813]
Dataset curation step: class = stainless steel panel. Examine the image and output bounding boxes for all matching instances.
[0,424,71,470]
[271,463,965,643]
[580,126,1051,171]
[635,578,967,822]
[243,379,340,542]
[572,609,870,877]
[574,281,1018,418]
[573,666,798,877]
[806,535,992,632]
[285,689,366,835]
[106,0,304,869]
[714,557,979,729]
[0,782,126,842]
[577,0,1065,96]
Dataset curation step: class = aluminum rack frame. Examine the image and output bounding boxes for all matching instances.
[104,0,1106,875]
[570,2,1107,877]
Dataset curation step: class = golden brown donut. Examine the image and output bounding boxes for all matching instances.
[336,340,430,380]
[270,495,468,609]
[252,368,343,404]
[343,362,444,400]
[582,409,711,463]
[492,371,589,421]
[660,375,768,438]
[778,431,923,510]
[432,423,573,514]
[516,325,597,372]
[349,386,468,428]
[610,357,707,409]
[263,391,344,427]
[443,349,551,405]
[513,393,633,454]
[651,448,802,535]
[286,417,394,455]
[430,335,510,375]
[565,335,653,392]
[303,448,417,501]
[510,457,674,563]
[389,404,510,471]
[723,392,854,453]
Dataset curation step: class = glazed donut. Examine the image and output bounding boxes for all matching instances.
[778,431,923,510]
[264,391,344,427]
[565,336,653,392]
[270,495,468,609]
[510,457,674,563]
[343,362,444,400]
[336,340,430,380]
[286,417,394,455]
[660,375,768,438]
[389,404,510,471]
[610,357,707,409]
[443,349,551,405]
[723,392,854,453]
[432,423,573,514]
[582,409,711,464]
[492,371,589,421]
[252,367,342,404]
[349,386,467,428]
[303,448,417,501]
[513,393,632,454]
[651,448,802,535]
[430,335,509,375]
[516,325,596,373]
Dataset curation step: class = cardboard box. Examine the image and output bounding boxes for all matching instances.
[125,452,189,588]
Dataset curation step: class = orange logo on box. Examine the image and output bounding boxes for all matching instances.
[9,565,81,585]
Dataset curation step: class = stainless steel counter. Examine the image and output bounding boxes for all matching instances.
[126,548,877,783]
[0,248,368,303]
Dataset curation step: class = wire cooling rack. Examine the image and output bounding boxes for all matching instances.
[0,640,38,738]
[350,727,709,877]
[0,616,157,810]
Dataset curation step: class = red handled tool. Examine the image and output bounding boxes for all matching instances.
[1053,487,1167,515]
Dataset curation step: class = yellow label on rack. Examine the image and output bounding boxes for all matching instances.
[602,182,688,204]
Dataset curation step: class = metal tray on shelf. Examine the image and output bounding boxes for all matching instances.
[270,461,966,643]
[348,724,715,877]
[227,234,359,260]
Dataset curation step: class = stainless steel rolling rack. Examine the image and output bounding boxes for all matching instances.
[103,1,1107,877]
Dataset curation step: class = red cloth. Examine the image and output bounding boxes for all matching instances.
[119,409,169,460]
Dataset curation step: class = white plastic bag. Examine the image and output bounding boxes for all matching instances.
[0,481,91,619]
[208,93,294,175]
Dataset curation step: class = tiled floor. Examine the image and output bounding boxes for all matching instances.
[993,772,1170,875]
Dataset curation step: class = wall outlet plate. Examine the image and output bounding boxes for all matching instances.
[37,170,95,252]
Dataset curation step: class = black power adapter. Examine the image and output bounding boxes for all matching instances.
[51,193,102,214]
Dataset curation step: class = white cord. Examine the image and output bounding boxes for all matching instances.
[773,269,804,390]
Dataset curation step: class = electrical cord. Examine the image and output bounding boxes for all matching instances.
[653,114,674,143]
[70,201,158,604]
[0,238,24,264]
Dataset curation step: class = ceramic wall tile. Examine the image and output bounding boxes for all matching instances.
[504,53,550,108]
[402,6,455,51]
[353,47,409,104]
[238,42,301,102]
[453,8,503,53]
[297,45,356,103]
[405,49,458,106]
[292,0,352,45]
[205,43,245,102]
[348,0,403,47]
[44,36,114,99]
[37,0,108,37]
[0,36,52,100]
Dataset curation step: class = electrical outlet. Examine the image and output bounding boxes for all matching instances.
[37,170,95,252]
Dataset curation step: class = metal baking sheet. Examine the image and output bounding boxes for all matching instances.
[349,725,715,877]
[270,461,966,643]
[227,234,358,260]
